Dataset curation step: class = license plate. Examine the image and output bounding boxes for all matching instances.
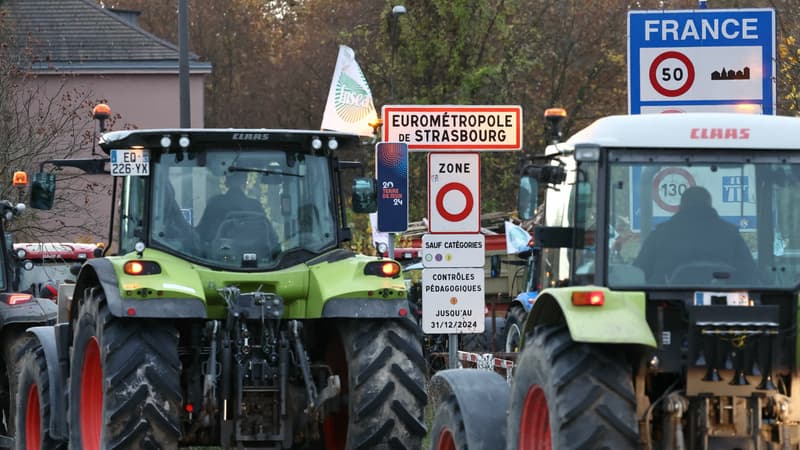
[110,149,150,176]
[693,291,750,306]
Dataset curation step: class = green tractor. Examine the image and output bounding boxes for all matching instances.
[429,111,800,449]
[18,110,427,449]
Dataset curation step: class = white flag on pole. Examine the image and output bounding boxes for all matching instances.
[321,45,378,137]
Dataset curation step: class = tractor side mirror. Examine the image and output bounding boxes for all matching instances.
[351,177,377,213]
[29,172,55,210]
[518,175,539,221]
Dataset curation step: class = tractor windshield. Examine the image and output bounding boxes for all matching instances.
[605,150,800,290]
[121,148,338,270]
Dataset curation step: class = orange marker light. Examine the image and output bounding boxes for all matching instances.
[124,261,145,275]
[544,107,568,119]
[381,262,400,277]
[122,260,161,276]
[572,291,604,306]
[364,261,401,277]
[12,171,27,187]
[92,103,111,120]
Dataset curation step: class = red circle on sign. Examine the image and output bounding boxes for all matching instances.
[649,51,695,97]
[436,182,474,222]
[652,168,696,213]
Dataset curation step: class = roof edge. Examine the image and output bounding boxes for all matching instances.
[80,0,206,62]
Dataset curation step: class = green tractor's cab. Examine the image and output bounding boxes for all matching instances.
[32,130,376,271]
[29,129,403,320]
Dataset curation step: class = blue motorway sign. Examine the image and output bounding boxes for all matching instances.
[375,142,409,233]
[628,9,775,114]
[630,166,756,232]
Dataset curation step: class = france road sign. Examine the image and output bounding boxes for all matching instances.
[422,268,485,334]
[375,142,408,233]
[628,9,775,114]
[428,153,480,233]
[382,105,523,151]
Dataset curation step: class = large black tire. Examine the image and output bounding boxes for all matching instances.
[503,305,527,353]
[0,327,34,437]
[69,288,182,449]
[507,324,639,449]
[16,341,66,450]
[323,319,427,450]
[429,394,468,450]
[428,370,509,450]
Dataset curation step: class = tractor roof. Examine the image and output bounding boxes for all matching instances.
[98,129,362,154]
[564,113,800,150]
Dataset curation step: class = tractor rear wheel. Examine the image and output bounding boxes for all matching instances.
[68,288,182,449]
[507,324,639,449]
[16,342,66,450]
[324,319,428,450]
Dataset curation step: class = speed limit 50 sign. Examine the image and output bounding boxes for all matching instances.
[628,9,775,114]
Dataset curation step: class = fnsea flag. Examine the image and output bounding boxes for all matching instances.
[321,45,378,137]
[505,220,532,254]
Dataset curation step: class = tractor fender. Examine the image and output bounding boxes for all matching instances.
[25,324,70,440]
[430,369,510,449]
[524,287,656,347]
[0,297,57,327]
[321,297,412,319]
[512,290,537,313]
[74,259,207,319]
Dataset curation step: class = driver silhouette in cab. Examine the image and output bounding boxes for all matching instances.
[634,186,757,284]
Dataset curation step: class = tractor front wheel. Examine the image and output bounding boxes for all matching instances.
[504,305,527,353]
[68,288,182,449]
[507,324,639,449]
[16,342,66,450]
[428,394,468,450]
[325,319,428,450]
[1,327,33,437]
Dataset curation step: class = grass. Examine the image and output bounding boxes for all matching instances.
[423,395,437,449]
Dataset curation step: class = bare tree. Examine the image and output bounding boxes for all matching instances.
[0,11,116,241]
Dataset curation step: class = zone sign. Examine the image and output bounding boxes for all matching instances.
[428,153,480,234]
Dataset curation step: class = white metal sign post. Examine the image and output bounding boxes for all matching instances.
[628,9,775,114]
[424,152,484,367]
[428,153,481,233]
[389,105,522,367]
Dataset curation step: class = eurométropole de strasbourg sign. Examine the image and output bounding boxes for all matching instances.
[382,105,522,151]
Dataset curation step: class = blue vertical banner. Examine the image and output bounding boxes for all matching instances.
[376,142,409,232]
